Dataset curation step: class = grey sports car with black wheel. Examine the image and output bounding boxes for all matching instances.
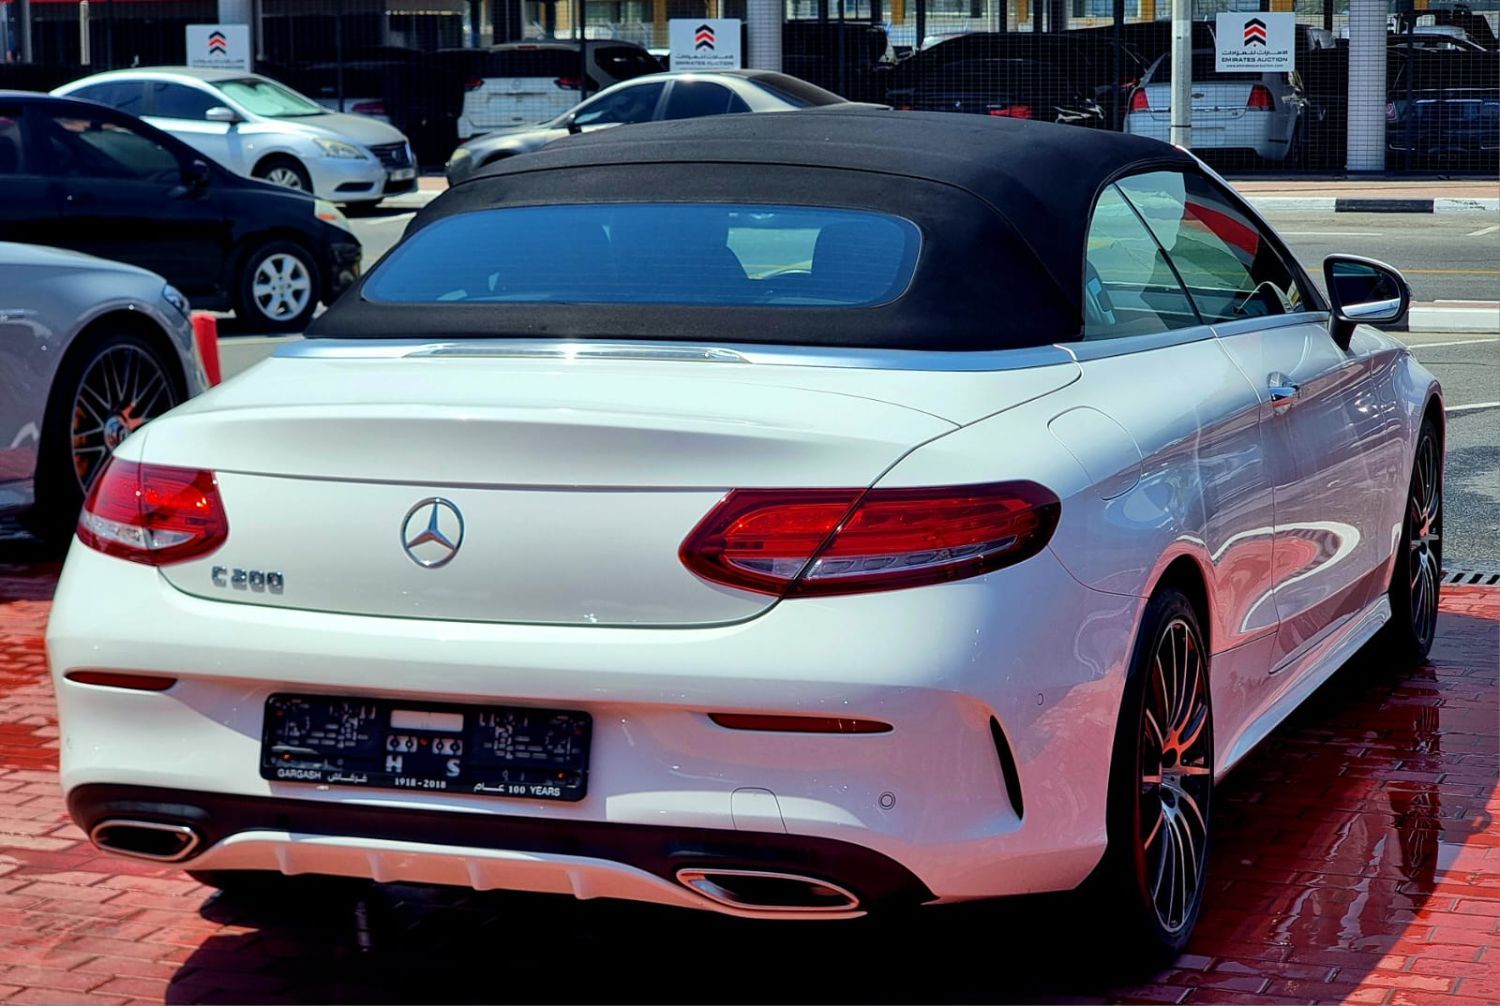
[0,242,205,542]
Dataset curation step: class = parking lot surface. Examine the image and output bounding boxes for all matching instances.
[0,558,1495,1005]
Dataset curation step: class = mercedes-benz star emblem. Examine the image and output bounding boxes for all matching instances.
[401,498,464,568]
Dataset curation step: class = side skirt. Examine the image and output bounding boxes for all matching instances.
[1217,593,1391,777]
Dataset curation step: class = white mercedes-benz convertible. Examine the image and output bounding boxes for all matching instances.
[47,108,1442,961]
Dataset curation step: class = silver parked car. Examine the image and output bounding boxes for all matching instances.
[446,70,849,184]
[52,68,417,206]
[0,242,205,540]
[1125,51,1301,162]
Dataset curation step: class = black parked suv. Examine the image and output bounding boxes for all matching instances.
[0,91,362,332]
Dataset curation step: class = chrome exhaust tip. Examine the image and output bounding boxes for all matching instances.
[89,819,201,862]
[676,868,860,913]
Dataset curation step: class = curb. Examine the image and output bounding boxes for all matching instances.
[1391,304,1500,334]
[1248,196,1500,214]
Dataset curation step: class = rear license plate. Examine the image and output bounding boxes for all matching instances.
[260,694,590,801]
[390,167,416,181]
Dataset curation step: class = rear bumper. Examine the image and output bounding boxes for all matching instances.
[69,784,932,918]
[47,540,1143,912]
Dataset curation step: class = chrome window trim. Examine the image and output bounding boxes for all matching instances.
[278,338,1079,373]
[1061,324,1217,363]
[1211,311,1329,340]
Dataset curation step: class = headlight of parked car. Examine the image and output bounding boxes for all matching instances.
[449,147,473,165]
[314,198,354,232]
[315,138,368,160]
[161,284,190,318]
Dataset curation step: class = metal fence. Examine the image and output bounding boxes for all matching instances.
[2,0,1496,172]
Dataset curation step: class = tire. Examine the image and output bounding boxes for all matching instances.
[236,240,321,334]
[1089,587,1215,969]
[252,156,313,193]
[1381,415,1442,662]
[28,330,180,545]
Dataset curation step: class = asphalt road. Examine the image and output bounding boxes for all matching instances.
[1265,211,1500,304]
[1402,332,1500,571]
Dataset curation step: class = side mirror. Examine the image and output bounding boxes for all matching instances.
[173,158,212,197]
[565,116,582,135]
[205,106,241,124]
[1323,255,1410,349]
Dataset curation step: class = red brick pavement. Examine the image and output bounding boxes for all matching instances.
[0,560,1496,1004]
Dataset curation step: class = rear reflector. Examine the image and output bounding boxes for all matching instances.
[1246,85,1275,110]
[190,312,222,387]
[65,670,177,691]
[77,459,229,566]
[709,713,892,734]
[1129,88,1150,112]
[680,482,1060,598]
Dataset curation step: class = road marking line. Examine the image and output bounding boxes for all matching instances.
[1447,401,1499,413]
[1468,225,1499,237]
[1281,231,1383,236]
[1403,268,1500,275]
[1406,337,1500,350]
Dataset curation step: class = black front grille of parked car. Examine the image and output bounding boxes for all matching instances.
[369,143,412,170]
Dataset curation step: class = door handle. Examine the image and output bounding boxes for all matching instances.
[65,191,95,206]
[1268,373,1300,408]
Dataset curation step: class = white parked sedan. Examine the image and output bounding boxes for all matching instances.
[52,67,417,206]
[1126,50,1302,161]
[48,110,1441,963]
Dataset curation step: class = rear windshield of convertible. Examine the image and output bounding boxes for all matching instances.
[362,203,922,308]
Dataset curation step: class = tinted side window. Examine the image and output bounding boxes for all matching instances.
[662,81,738,120]
[571,82,665,126]
[43,114,181,183]
[150,82,220,120]
[0,107,24,175]
[71,81,149,116]
[1083,186,1201,340]
[1117,171,1308,324]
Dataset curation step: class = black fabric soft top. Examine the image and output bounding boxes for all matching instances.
[313,107,1199,351]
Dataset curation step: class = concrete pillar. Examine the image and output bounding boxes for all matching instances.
[17,0,33,62]
[746,0,780,71]
[217,0,251,25]
[1346,0,1387,171]
[1169,0,1190,148]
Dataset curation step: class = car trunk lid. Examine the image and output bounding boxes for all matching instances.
[149,347,1078,626]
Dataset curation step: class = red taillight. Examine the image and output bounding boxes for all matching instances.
[680,482,1060,598]
[987,104,1032,119]
[351,100,386,116]
[1129,88,1150,112]
[1246,85,1275,111]
[465,76,485,91]
[708,713,892,734]
[554,75,583,90]
[1386,100,1399,122]
[65,670,178,691]
[77,459,228,566]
